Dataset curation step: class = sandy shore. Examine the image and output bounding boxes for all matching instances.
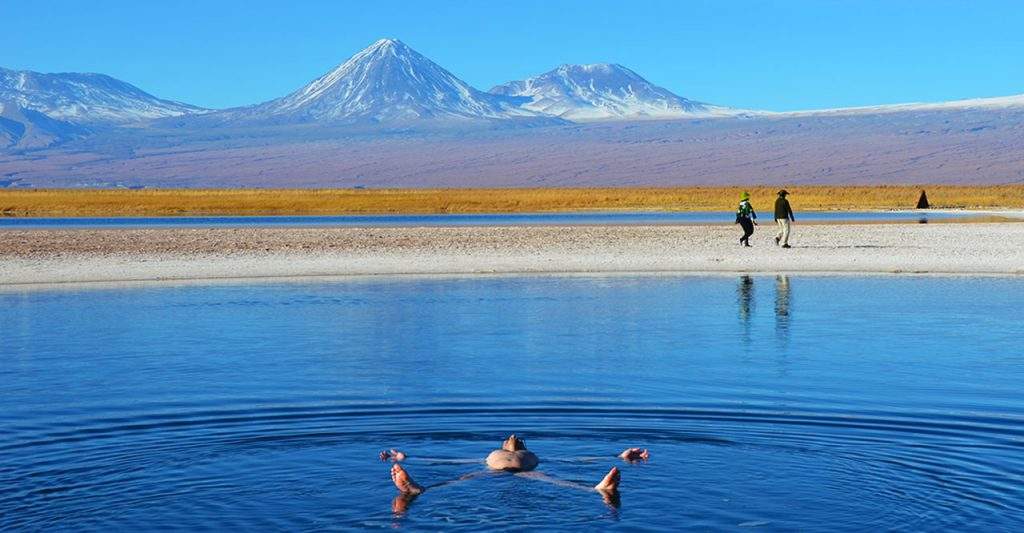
[1,223,1022,285]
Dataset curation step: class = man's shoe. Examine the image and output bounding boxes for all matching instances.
[775,236,781,245]
[781,244,791,249]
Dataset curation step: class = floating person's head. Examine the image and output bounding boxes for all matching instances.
[502,434,528,451]
[778,189,789,197]
[740,191,751,201]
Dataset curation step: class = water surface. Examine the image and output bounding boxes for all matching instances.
[2,275,1022,531]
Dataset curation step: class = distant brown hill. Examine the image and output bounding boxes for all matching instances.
[2,103,1022,188]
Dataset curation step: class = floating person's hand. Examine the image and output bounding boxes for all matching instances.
[380,449,407,462]
[618,447,650,462]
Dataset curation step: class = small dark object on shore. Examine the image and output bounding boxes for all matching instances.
[916,190,930,209]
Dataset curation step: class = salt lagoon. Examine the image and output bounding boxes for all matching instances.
[2,275,1022,530]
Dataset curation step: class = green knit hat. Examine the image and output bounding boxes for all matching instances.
[740,191,751,201]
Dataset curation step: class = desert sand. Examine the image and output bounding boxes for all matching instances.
[1,221,1022,286]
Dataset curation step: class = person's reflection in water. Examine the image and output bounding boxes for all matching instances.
[774,275,791,345]
[737,275,754,342]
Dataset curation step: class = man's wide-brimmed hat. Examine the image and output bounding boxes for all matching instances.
[778,189,789,196]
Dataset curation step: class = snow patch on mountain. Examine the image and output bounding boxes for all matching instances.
[0,67,204,125]
[0,101,89,149]
[774,93,1024,117]
[490,63,741,121]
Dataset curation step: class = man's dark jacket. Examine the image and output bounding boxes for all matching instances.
[774,197,795,221]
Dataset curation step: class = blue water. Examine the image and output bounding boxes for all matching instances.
[0,210,971,229]
[1,275,1023,531]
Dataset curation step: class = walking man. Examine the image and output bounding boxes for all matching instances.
[774,190,795,248]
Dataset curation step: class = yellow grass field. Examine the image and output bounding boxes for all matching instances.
[1,186,1022,217]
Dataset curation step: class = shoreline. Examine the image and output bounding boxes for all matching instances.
[2,223,1022,286]
[3,270,1021,293]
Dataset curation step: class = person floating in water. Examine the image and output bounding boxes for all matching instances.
[774,189,795,248]
[736,191,758,247]
[381,434,648,509]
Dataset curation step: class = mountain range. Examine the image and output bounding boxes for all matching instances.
[1,38,1023,187]
[5,37,1024,132]
[178,39,560,127]
[3,38,738,134]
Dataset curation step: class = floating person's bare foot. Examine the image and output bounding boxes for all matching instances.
[390,463,424,495]
[594,466,620,492]
[618,447,650,462]
[380,449,407,462]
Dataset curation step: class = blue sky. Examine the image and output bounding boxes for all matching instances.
[4,0,1022,111]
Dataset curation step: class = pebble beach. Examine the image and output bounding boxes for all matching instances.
[2,221,1023,286]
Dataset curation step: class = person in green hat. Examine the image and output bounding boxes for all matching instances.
[735,191,757,247]
[774,189,795,248]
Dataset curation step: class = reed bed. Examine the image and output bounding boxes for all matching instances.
[1,186,1022,217]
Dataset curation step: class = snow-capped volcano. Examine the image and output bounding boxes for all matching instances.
[230,39,551,124]
[0,67,204,125]
[490,63,737,121]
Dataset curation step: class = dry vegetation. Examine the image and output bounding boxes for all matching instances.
[1,186,1022,217]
